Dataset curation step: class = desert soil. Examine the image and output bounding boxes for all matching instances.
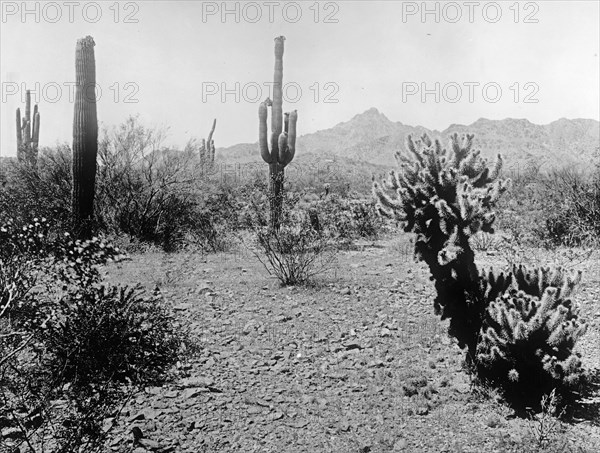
[102,234,600,453]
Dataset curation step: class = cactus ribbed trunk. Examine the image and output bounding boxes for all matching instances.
[16,108,23,160]
[72,36,98,237]
[269,163,284,231]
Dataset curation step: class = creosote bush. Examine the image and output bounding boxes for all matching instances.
[374,133,591,409]
[0,217,183,452]
[0,146,72,230]
[41,284,182,387]
[301,192,384,246]
[496,160,600,249]
[246,191,337,285]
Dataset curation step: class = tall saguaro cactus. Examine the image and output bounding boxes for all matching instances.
[15,90,40,164]
[259,36,297,231]
[72,36,98,237]
[199,118,217,167]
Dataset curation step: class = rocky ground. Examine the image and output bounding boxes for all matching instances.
[102,234,600,453]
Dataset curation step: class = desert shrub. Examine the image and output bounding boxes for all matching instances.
[495,161,545,248]
[246,192,337,285]
[470,231,499,252]
[535,167,600,247]
[297,192,384,247]
[188,179,255,252]
[40,284,181,388]
[374,133,590,410]
[0,146,72,230]
[94,116,254,252]
[497,160,600,248]
[95,116,200,250]
[0,217,182,452]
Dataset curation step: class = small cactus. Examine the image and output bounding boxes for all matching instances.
[72,36,98,237]
[476,270,587,403]
[16,90,40,164]
[258,36,297,231]
[199,118,216,167]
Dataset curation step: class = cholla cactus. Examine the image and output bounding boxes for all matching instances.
[259,36,298,231]
[374,132,591,408]
[199,118,216,167]
[16,90,40,165]
[374,133,509,352]
[477,266,587,403]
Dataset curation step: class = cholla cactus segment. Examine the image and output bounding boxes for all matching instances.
[478,267,513,305]
[476,285,588,402]
[374,133,508,250]
[508,369,520,382]
[513,264,582,299]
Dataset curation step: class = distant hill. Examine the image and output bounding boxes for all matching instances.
[3,110,598,193]
[216,108,600,179]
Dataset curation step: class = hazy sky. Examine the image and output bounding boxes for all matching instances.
[1,1,599,156]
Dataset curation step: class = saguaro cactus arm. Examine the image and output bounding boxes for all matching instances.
[207,118,216,162]
[259,100,271,163]
[24,91,31,150]
[207,118,216,147]
[279,110,297,166]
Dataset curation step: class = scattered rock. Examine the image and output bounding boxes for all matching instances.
[367,359,385,368]
[416,406,429,416]
[485,414,504,428]
[402,384,418,397]
[182,388,208,399]
[181,376,214,388]
[393,438,408,451]
[268,411,284,421]
[286,419,309,429]
[129,408,160,422]
[343,341,362,351]
[196,283,213,295]
[1,426,23,440]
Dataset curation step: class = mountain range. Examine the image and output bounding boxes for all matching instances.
[216,108,600,178]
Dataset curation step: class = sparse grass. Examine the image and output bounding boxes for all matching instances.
[470,231,499,252]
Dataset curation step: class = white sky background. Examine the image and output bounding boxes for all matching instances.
[0,0,599,156]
